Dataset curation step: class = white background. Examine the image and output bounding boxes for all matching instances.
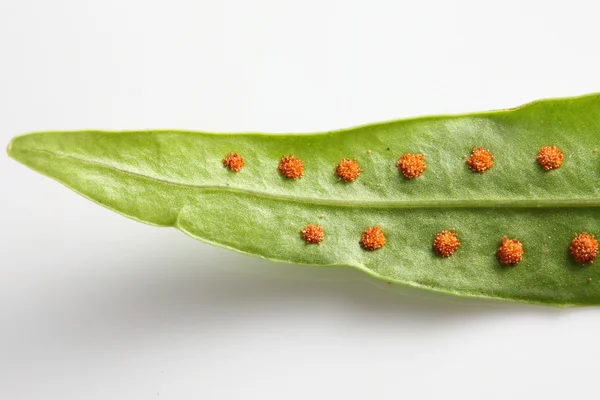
[1,1,599,399]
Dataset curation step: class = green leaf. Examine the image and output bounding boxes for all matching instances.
[7,93,600,306]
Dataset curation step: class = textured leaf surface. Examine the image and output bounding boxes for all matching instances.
[8,94,600,306]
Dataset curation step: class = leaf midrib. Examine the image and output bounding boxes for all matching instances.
[27,148,600,209]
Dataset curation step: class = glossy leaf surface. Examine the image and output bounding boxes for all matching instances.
[8,94,600,306]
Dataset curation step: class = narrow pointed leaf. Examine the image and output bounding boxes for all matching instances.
[8,93,600,306]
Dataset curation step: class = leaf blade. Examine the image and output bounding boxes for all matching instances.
[8,93,600,306]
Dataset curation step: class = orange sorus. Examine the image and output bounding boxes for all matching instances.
[536,145,563,171]
[496,236,524,266]
[360,226,386,251]
[336,158,362,182]
[397,153,426,179]
[300,224,324,244]
[433,230,461,257]
[223,152,245,172]
[278,155,304,179]
[466,147,494,173]
[569,232,598,264]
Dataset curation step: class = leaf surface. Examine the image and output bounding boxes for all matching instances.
[8,93,600,306]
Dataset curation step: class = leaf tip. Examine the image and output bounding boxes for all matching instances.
[6,137,15,157]
[6,133,43,169]
[6,134,29,162]
[6,135,21,161]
